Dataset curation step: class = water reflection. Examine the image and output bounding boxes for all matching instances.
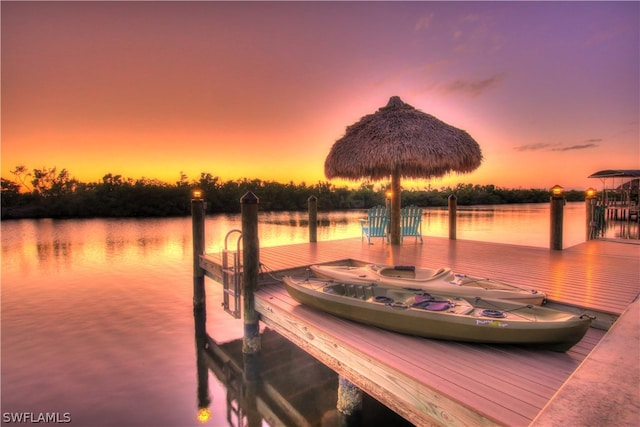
[260,211,347,228]
[193,310,412,427]
[1,204,636,426]
[4,205,634,273]
[603,217,639,240]
[194,305,212,423]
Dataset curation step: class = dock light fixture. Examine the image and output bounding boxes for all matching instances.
[551,185,564,198]
[192,189,203,200]
[586,187,597,198]
[386,190,393,199]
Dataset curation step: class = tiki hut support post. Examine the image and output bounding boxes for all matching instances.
[308,195,318,243]
[390,169,401,244]
[449,194,457,240]
[325,96,482,245]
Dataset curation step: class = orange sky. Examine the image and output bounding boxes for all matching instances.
[2,1,638,191]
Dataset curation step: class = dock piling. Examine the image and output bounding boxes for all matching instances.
[337,375,363,416]
[308,195,318,243]
[586,188,597,240]
[241,191,261,368]
[550,185,565,250]
[448,194,457,240]
[191,191,206,309]
[192,190,211,423]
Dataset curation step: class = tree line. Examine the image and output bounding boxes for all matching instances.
[1,165,587,219]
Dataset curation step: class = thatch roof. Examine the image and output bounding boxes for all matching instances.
[325,96,483,181]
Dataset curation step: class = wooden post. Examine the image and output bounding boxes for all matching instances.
[586,189,597,241]
[550,187,565,250]
[390,170,401,245]
[191,193,206,310]
[308,195,317,243]
[448,194,457,240]
[336,375,362,416]
[241,191,261,373]
[191,191,212,421]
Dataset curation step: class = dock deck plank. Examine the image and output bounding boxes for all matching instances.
[255,282,607,426]
[202,237,639,426]
[252,237,640,316]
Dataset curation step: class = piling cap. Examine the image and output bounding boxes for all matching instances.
[241,191,259,204]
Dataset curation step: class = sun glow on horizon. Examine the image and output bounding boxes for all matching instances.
[2,2,637,192]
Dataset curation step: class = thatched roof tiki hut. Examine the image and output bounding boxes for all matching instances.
[325,96,483,245]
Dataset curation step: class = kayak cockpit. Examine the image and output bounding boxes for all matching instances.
[373,265,451,281]
[322,282,474,315]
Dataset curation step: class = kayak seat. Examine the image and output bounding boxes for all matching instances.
[374,295,394,304]
[413,301,450,311]
[385,266,450,281]
[382,267,416,279]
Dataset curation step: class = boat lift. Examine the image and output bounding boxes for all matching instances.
[221,229,243,319]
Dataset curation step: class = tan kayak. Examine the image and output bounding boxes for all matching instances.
[310,263,546,305]
[282,276,591,352]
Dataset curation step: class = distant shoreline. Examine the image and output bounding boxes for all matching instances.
[2,171,593,220]
[2,198,587,222]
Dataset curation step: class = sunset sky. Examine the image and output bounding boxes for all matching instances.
[2,1,638,191]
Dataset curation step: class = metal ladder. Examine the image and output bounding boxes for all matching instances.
[222,229,243,319]
[223,363,244,427]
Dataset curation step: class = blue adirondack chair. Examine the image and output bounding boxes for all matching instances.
[360,205,389,244]
[401,205,423,243]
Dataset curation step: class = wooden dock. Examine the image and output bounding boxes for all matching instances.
[200,237,640,426]
[606,203,640,221]
[201,328,412,426]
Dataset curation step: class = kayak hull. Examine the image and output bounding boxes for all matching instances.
[283,276,590,351]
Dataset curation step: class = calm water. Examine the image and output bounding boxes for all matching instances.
[1,203,636,426]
